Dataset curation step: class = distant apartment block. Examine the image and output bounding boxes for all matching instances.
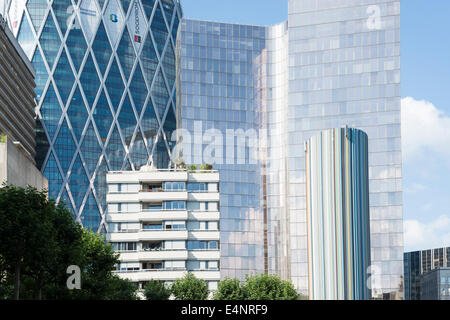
[0,13,47,190]
[404,246,450,300]
[106,165,220,291]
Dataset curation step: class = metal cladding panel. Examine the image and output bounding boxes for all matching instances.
[306,128,371,300]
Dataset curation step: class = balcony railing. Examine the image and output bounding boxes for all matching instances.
[140,247,185,252]
[113,267,187,274]
[109,169,218,174]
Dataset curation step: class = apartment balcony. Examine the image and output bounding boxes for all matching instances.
[106,210,220,223]
[107,230,188,242]
[188,192,220,202]
[118,250,189,261]
[188,211,220,221]
[114,269,188,282]
[114,269,220,282]
[188,231,220,241]
[188,172,219,183]
[188,250,221,260]
[138,191,188,202]
[106,170,188,184]
[139,210,188,221]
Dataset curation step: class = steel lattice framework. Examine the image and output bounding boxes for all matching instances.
[4,0,182,232]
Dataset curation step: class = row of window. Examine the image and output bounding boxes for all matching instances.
[137,280,219,291]
[112,241,220,252]
[110,220,219,232]
[117,260,219,272]
[109,182,218,193]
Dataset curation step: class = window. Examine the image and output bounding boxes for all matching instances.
[187,260,219,271]
[144,202,163,211]
[113,242,137,252]
[118,262,139,271]
[163,181,186,191]
[142,262,163,270]
[187,241,219,251]
[164,240,186,250]
[187,221,219,231]
[109,184,139,193]
[142,222,163,230]
[163,201,186,210]
[187,202,218,211]
[142,183,163,192]
[142,241,163,251]
[165,221,186,230]
[108,203,140,213]
[165,260,185,270]
[187,183,207,192]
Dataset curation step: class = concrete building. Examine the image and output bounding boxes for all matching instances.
[420,268,450,300]
[305,127,371,300]
[178,0,402,298]
[404,246,450,300]
[106,165,220,291]
[0,13,47,190]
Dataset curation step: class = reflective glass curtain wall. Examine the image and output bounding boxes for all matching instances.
[287,0,402,298]
[180,0,402,299]
[6,0,182,232]
[178,19,270,279]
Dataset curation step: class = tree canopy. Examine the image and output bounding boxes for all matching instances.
[214,274,299,300]
[143,280,171,300]
[171,273,209,300]
[0,184,137,300]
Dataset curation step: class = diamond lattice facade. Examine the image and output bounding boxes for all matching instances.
[4,0,182,232]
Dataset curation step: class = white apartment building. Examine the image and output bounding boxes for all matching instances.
[106,165,221,291]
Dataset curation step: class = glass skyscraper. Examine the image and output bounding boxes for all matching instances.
[178,19,268,279]
[404,247,450,300]
[4,0,182,232]
[179,0,402,298]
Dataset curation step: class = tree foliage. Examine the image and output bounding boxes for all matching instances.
[0,184,138,300]
[214,274,299,300]
[144,280,171,300]
[213,277,246,300]
[171,273,208,300]
[243,274,298,300]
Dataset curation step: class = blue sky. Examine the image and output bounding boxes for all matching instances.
[181,0,450,252]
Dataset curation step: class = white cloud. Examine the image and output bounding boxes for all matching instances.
[403,182,427,194]
[401,97,450,161]
[404,215,450,252]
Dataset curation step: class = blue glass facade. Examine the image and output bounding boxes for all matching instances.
[179,19,268,279]
[179,0,402,298]
[6,0,182,232]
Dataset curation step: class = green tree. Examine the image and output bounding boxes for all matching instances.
[243,274,298,300]
[171,273,208,300]
[106,276,139,300]
[0,185,136,300]
[144,280,171,300]
[213,277,246,300]
[0,185,52,299]
[69,229,121,300]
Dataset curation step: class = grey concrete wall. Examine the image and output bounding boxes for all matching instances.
[0,137,47,190]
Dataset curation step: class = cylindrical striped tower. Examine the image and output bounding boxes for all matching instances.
[4,0,182,232]
[305,127,371,300]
